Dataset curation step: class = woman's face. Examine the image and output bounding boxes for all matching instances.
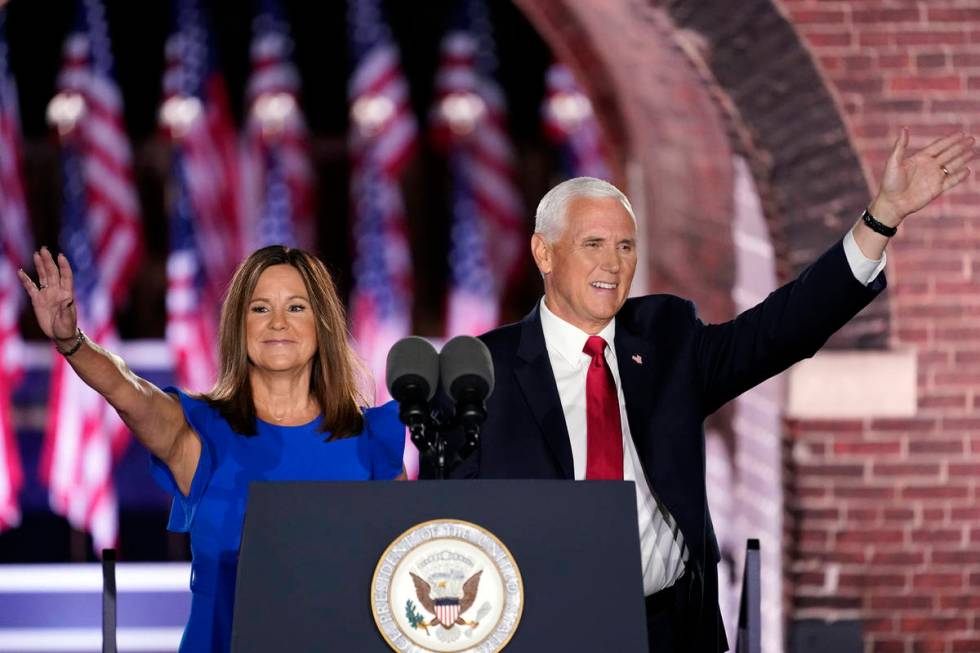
[245,264,318,374]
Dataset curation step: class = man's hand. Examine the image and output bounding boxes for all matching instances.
[853,130,976,261]
[869,129,975,226]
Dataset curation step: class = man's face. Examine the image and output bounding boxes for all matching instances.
[532,195,637,334]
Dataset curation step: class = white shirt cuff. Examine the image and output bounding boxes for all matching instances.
[843,230,886,286]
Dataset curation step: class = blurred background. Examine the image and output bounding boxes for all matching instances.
[2,0,573,559]
[1,0,978,651]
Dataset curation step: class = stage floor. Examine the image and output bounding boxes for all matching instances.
[0,563,190,652]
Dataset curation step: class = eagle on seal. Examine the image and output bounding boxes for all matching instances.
[409,570,483,634]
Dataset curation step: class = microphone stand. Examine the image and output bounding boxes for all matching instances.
[398,394,486,480]
[408,409,450,480]
[453,387,485,461]
[406,408,485,480]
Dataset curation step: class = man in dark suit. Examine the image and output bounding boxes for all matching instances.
[450,130,975,651]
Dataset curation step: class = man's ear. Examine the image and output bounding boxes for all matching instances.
[530,234,552,275]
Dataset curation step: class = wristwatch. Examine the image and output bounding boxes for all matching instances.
[861,209,897,238]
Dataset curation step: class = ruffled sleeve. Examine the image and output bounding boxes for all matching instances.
[149,387,217,532]
[365,400,405,479]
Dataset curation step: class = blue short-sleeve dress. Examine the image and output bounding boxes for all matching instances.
[150,389,405,653]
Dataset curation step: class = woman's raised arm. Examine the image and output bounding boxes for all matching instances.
[17,247,200,495]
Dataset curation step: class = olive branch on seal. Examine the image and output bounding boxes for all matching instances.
[405,599,426,629]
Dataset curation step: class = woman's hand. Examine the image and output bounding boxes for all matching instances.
[16,247,78,344]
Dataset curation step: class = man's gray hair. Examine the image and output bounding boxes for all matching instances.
[534,177,637,242]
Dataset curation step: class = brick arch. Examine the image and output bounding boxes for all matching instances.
[514,0,890,347]
[516,0,738,323]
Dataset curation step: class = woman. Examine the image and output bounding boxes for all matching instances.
[17,245,406,652]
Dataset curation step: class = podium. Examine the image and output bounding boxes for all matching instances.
[230,480,649,652]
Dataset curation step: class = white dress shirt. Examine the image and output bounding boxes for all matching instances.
[537,230,883,596]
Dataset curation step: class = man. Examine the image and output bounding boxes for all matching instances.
[450,130,975,651]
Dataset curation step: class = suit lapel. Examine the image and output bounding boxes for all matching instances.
[515,306,574,479]
[614,326,658,468]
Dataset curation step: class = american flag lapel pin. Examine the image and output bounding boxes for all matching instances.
[632,354,643,365]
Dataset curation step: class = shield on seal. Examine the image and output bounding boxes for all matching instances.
[434,598,460,627]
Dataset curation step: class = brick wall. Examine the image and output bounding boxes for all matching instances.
[516,0,738,323]
[780,2,980,651]
[660,0,890,348]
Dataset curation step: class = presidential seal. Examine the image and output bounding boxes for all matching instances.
[371,519,524,653]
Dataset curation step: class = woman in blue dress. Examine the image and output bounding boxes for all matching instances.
[18,245,406,652]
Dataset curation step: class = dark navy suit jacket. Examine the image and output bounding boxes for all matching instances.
[450,240,885,651]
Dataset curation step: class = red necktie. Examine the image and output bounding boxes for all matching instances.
[583,336,624,480]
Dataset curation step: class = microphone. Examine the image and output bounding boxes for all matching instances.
[439,335,494,457]
[385,337,439,435]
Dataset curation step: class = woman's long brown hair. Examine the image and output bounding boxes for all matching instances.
[202,245,369,439]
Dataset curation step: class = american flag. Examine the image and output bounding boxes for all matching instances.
[348,161,413,400]
[542,62,610,180]
[347,0,417,178]
[445,151,498,336]
[166,151,217,393]
[40,0,142,552]
[347,0,417,403]
[42,138,126,553]
[254,149,296,249]
[242,0,315,251]
[161,0,242,300]
[53,0,143,307]
[431,0,524,305]
[0,245,23,532]
[0,6,29,531]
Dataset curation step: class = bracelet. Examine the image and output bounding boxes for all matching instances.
[55,328,85,357]
[861,209,897,238]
